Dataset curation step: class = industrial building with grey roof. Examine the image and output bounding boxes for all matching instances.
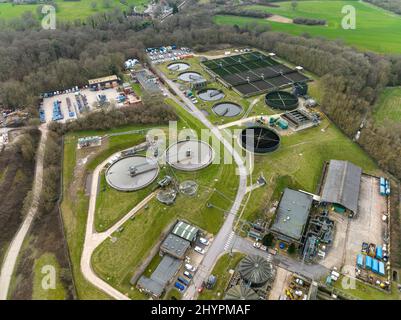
[270,188,314,244]
[320,160,362,215]
[160,234,190,259]
[135,255,181,298]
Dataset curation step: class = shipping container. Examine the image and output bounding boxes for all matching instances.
[380,177,386,186]
[380,185,386,196]
[376,246,383,260]
[372,259,379,274]
[357,254,364,268]
[378,262,385,276]
[366,256,373,270]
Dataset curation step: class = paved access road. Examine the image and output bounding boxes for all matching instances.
[155,72,248,300]
[0,125,48,300]
[231,236,329,281]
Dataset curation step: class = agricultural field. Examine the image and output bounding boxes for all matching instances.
[0,0,148,21]
[214,1,401,54]
[372,87,401,125]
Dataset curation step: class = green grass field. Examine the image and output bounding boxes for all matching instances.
[372,87,401,125]
[91,102,240,298]
[0,0,148,21]
[198,253,245,300]
[215,0,401,54]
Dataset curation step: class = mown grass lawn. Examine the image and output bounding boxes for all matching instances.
[198,253,245,300]
[333,276,401,300]
[372,87,401,125]
[0,0,149,21]
[215,1,401,54]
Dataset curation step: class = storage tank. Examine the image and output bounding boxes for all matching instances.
[238,255,274,287]
[224,285,259,300]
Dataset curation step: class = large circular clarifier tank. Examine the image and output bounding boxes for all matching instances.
[178,71,205,82]
[240,126,280,153]
[265,90,298,111]
[198,88,225,101]
[165,140,214,171]
[212,102,243,117]
[167,62,190,71]
[105,156,159,191]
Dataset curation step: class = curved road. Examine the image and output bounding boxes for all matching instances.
[0,125,48,300]
[79,70,248,300]
[156,73,248,300]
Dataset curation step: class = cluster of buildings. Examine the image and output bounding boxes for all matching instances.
[135,220,201,298]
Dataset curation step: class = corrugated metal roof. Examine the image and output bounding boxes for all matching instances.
[172,221,198,241]
[321,160,362,214]
[270,188,313,241]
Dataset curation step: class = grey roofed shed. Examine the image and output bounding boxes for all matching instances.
[270,188,313,242]
[135,255,181,297]
[160,234,190,259]
[320,160,362,214]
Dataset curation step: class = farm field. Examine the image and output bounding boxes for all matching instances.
[214,0,401,54]
[372,87,401,125]
[0,0,148,21]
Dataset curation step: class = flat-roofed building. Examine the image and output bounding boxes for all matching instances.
[160,234,190,259]
[270,188,314,245]
[135,255,181,298]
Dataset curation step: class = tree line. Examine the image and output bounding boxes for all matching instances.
[2,2,401,181]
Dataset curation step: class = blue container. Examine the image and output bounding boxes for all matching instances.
[357,254,364,268]
[372,259,379,274]
[379,262,385,276]
[380,177,386,186]
[366,256,373,270]
[279,242,285,249]
[380,185,386,196]
[376,246,383,260]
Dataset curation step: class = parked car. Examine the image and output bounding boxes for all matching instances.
[183,271,193,279]
[174,282,185,291]
[194,246,205,255]
[185,263,197,272]
[178,276,190,286]
[199,237,209,246]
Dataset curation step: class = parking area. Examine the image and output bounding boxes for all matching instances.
[147,47,193,65]
[320,175,387,274]
[169,235,213,294]
[41,88,120,124]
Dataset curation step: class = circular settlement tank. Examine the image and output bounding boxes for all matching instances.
[265,90,299,111]
[167,62,190,72]
[238,255,274,287]
[240,126,280,153]
[178,71,205,82]
[198,88,225,101]
[105,156,159,191]
[224,285,259,300]
[165,140,214,171]
[212,102,243,117]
